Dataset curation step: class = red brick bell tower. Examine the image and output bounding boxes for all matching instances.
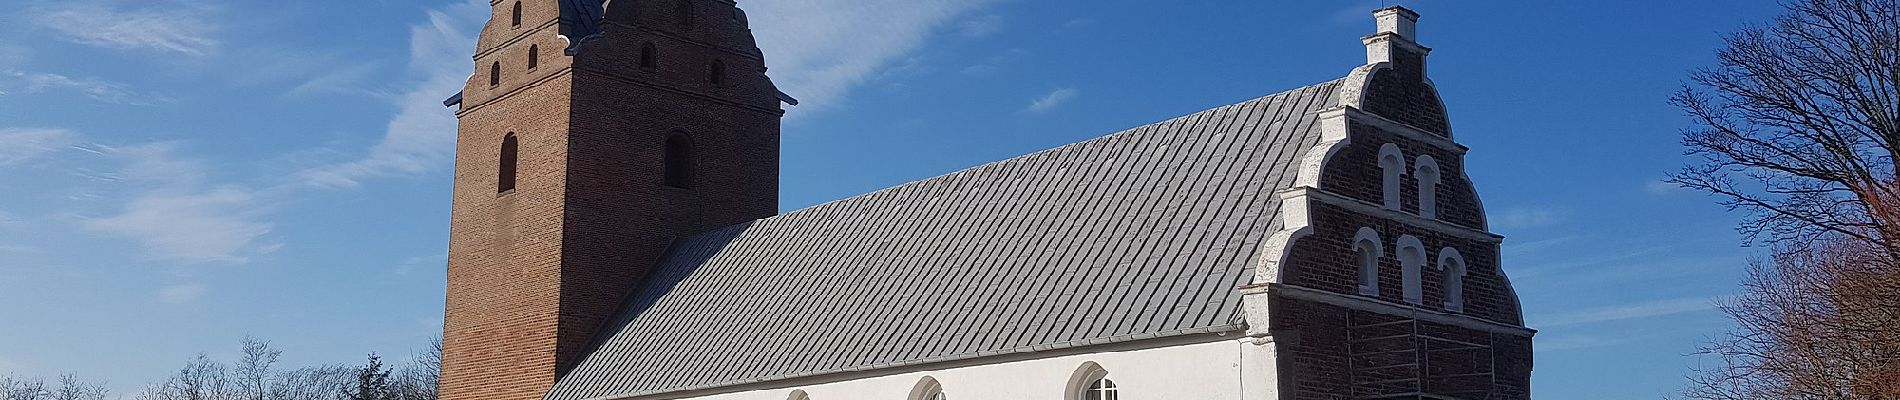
[438,1,784,400]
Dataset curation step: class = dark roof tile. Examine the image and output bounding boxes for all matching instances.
[546,79,1345,400]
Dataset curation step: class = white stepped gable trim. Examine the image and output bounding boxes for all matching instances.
[1300,188,1502,243]
[1344,107,1466,153]
[1271,284,1533,336]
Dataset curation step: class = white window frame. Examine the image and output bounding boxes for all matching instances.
[908,376,946,400]
[1065,362,1117,400]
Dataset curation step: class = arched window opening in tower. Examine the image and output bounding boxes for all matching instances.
[676,0,695,29]
[1353,227,1384,296]
[1378,143,1405,210]
[709,60,726,85]
[527,45,540,69]
[511,1,523,27]
[1439,248,1467,312]
[499,134,519,193]
[665,134,694,188]
[640,42,658,70]
[489,62,502,87]
[1415,155,1441,218]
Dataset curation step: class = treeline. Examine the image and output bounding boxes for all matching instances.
[2,337,438,400]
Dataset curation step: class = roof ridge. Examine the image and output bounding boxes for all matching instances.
[760,78,1348,225]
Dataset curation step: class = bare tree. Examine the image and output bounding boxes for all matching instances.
[140,354,233,400]
[390,339,440,400]
[1,376,48,400]
[51,375,109,400]
[267,366,352,400]
[1686,240,1900,399]
[3,374,108,400]
[234,337,282,400]
[1674,0,1900,398]
[1670,0,1900,255]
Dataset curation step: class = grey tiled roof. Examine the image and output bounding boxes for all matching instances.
[547,79,1345,400]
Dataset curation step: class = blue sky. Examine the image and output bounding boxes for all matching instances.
[0,0,1785,398]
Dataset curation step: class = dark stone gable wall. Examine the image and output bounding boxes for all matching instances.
[1270,61,1533,399]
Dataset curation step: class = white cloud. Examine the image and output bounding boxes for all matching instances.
[1490,206,1570,230]
[32,3,218,55]
[157,283,207,304]
[1646,179,1689,196]
[297,0,486,189]
[395,253,448,276]
[960,48,1028,77]
[746,0,1000,114]
[80,144,278,265]
[305,0,1001,187]
[1533,297,1718,328]
[1330,1,1387,26]
[1536,334,1630,352]
[1060,18,1094,31]
[958,14,1005,38]
[1,70,162,105]
[87,188,275,264]
[0,44,29,69]
[1026,88,1081,113]
[0,128,75,166]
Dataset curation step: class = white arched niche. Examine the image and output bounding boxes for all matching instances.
[1396,235,1426,305]
[1353,227,1384,296]
[1438,247,1467,312]
[1414,155,1440,218]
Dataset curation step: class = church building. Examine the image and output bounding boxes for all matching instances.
[438,2,1533,399]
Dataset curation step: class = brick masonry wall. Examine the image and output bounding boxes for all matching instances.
[559,0,782,375]
[1272,43,1530,399]
[443,1,782,400]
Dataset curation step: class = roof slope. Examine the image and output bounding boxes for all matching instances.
[547,79,1344,400]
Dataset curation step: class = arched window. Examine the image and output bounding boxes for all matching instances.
[664,134,694,188]
[907,376,946,400]
[785,390,809,400]
[709,59,726,85]
[1397,235,1426,305]
[1415,155,1441,219]
[1353,227,1383,296]
[527,45,540,69]
[639,42,657,70]
[1438,248,1467,312]
[499,133,519,193]
[1085,379,1119,400]
[676,0,695,29]
[511,1,523,27]
[1065,362,1116,400]
[489,62,502,87]
[1378,143,1405,210]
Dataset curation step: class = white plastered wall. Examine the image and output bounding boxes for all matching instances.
[637,338,1251,400]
